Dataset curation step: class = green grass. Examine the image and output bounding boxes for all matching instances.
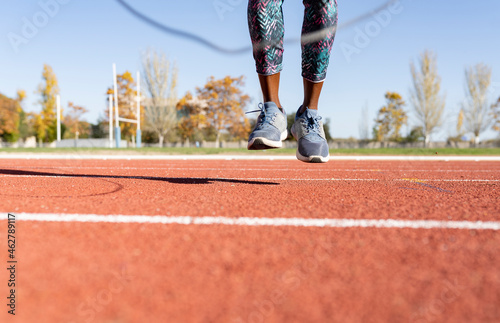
[0,147,499,155]
[329,148,500,155]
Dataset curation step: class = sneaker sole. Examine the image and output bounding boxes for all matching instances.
[247,130,288,150]
[296,150,330,163]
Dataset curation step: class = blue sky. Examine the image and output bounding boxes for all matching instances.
[1,0,499,141]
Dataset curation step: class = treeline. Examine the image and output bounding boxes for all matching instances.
[1,65,98,145]
[363,51,499,146]
[1,50,498,146]
[0,50,255,147]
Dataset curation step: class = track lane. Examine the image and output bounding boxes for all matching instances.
[0,160,498,221]
[1,223,499,323]
[0,159,499,323]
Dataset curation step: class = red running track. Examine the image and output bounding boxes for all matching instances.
[0,158,499,323]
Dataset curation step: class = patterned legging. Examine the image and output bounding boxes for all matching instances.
[248,0,338,82]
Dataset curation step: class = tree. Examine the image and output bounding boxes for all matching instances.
[462,63,492,145]
[176,92,209,142]
[323,118,333,141]
[18,110,32,140]
[141,50,178,147]
[457,108,465,137]
[16,90,33,141]
[90,118,108,139]
[405,126,424,143]
[64,102,89,139]
[374,92,407,142]
[33,114,45,145]
[106,71,140,141]
[491,97,500,135]
[201,76,250,146]
[409,50,446,146]
[0,93,21,142]
[180,76,251,147]
[285,113,295,140]
[16,90,26,102]
[35,64,59,143]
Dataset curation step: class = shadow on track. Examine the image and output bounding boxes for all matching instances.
[0,169,279,186]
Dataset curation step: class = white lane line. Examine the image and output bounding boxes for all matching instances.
[7,213,500,230]
[1,154,500,161]
[0,175,498,182]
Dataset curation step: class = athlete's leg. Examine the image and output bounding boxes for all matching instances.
[246,0,287,150]
[291,0,338,162]
[302,78,324,111]
[300,0,338,113]
[248,0,285,110]
[259,73,282,110]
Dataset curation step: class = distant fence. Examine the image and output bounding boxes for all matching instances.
[132,140,500,149]
[55,139,127,148]
[1,137,499,149]
[325,141,500,149]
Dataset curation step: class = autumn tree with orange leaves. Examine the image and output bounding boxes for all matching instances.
[176,92,209,143]
[64,102,89,139]
[0,93,22,142]
[178,76,250,146]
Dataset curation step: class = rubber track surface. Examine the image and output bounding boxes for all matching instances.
[0,159,499,323]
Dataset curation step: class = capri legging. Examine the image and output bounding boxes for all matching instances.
[248,0,338,83]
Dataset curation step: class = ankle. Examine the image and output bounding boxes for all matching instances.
[265,100,283,112]
[299,105,318,114]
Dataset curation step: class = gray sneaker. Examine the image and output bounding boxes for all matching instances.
[291,107,330,163]
[247,102,287,150]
